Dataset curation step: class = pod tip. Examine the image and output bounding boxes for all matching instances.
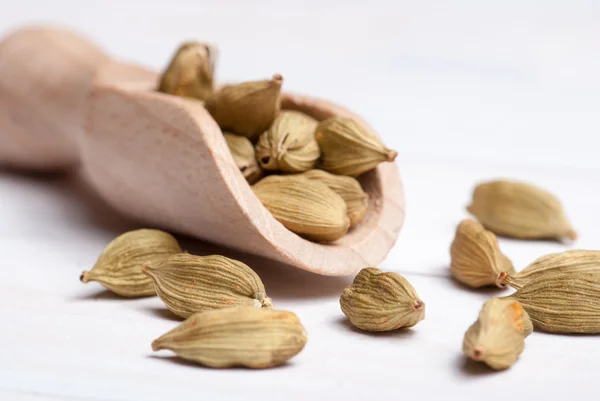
[412,299,425,311]
[566,229,578,241]
[495,272,508,288]
[272,74,283,85]
[386,149,398,162]
[262,296,273,309]
[470,347,485,361]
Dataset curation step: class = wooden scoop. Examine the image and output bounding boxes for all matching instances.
[0,27,405,276]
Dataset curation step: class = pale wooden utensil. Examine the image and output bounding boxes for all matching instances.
[0,27,405,276]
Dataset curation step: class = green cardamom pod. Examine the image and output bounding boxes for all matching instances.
[301,169,369,226]
[157,41,216,101]
[340,267,425,331]
[252,175,350,242]
[501,250,600,290]
[450,219,514,288]
[467,180,576,241]
[255,110,320,173]
[315,116,397,177]
[206,74,283,140]
[463,298,532,370]
[80,229,181,297]
[142,254,272,319]
[152,307,307,369]
[505,273,600,333]
[224,133,262,184]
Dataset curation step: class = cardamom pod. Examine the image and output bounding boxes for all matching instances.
[80,229,181,297]
[142,254,272,319]
[157,41,215,101]
[301,169,369,226]
[205,74,283,140]
[500,250,600,290]
[340,267,425,331]
[252,175,350,242]
[224,133,262,184]
[255,110,320,173]
[467,180,576,241]
[152,307,307,369]
[450,219,515,288]
[505,273,600,333]
[463,298,532,370]
[315,116,397,177]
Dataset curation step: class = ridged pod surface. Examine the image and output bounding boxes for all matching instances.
[467,180,576,241]
[450,219,514,288]
[152,307,307,368]
[142,254,272,319]
[301,169,369,227]
[315,116,397,177]
[502,250,600,290]
[80,229,181,297]
[505,273,600,333]
[340,267,425,331]
[157,41,215,101]
[224,133,262,184]
[463,298,532,370]
[252,175,349,242]
[205,74,283,140]
[256,110,319,173]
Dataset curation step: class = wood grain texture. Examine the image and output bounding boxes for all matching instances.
[0,27,405,276]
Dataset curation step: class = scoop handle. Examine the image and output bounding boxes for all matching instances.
[0,27,109,171]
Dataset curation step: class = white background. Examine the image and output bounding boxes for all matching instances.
[1,1,599,400]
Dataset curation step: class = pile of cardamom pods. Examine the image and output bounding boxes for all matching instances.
[157,41,398,243]
[76,40,417,371]
[76,41,600,373]
[81,229,305,368]
[451,180,600,370]
[78,175,600,372]
[80,228,426,368]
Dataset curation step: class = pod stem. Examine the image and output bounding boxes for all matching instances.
[495,272,508,289]
[140,262,154,277]
[470,347,485,361]
[412,299,425,311]
[80,271,91,283]
[271,73,284,85]
[151,340,163,352]
[386,149,398,162]
[502,274,523,291]
[262,297,273,309]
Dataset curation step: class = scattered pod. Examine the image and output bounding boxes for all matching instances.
[205,74,283,140]
[467,180,576,241]
[152,307,307,369]
[142,254,272,319]
[505,273,600,333]
[501,250,600,289]
[340,267,425,332]
[301,169,369,226]
[80,229,181,297]
[463,298,532,370]
[315,116,397,177]
[252,175,350,242]
[157,41,216,101]
[450,219,514,288]
[224,133,262,184]
[255,110,320,173]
